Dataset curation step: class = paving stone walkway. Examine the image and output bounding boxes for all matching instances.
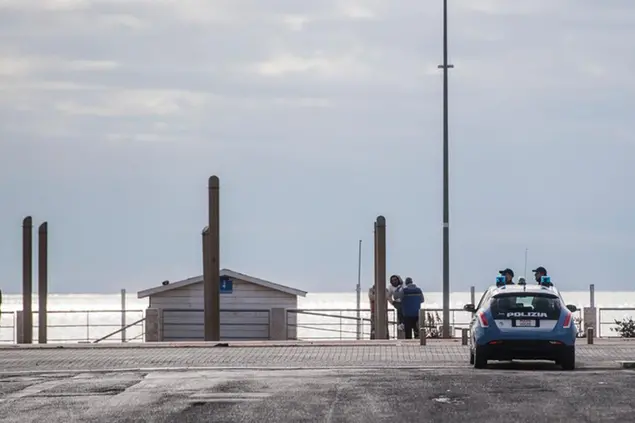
[1,343,634,373]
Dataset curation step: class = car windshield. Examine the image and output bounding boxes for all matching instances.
[490,293,561,319]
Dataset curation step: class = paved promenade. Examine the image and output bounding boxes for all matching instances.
[1,367,634,422]
[1,341,634,422]
[1,340,634,373]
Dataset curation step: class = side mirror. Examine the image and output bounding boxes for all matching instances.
[566,304,577,312]
[463,304,476,313]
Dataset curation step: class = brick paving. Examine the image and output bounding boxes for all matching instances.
[0,343,634,373]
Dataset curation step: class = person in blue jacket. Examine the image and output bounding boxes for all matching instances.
[401,277,424,339]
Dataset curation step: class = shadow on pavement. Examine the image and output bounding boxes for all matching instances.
[485,360,565,371]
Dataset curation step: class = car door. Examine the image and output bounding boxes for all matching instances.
[469,289,492,347]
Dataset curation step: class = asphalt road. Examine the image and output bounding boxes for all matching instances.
[0,364,633,423]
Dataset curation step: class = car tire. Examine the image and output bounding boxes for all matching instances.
[473,346,487,369]
[469,349,475,365]
[560,347,575,371]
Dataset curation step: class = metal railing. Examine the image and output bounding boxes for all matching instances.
[286,308,471,340]
[161,308,271,341]
[0,309,145,343]
[0,305,633,344]
[0,312,16,343]
[286,307,594,340]
[94,316,146,343]
[597,307,635,338]
[286,309,390,340]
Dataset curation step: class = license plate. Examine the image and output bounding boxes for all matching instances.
[517,320,536,327]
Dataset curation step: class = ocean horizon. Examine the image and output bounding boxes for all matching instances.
[1,291,634,343]
[2,290,635,310]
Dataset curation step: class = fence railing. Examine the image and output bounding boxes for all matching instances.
[0,310,145,343]
[94,316,146,343]
[286,308,472,340]
[0,312,16,343]
[160,308,271,341]
[286,309,392,340]
[286,307,597,340]
[597,307,635,338]
[0,305,633,343]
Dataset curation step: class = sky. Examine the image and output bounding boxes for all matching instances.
[1,0,634,294]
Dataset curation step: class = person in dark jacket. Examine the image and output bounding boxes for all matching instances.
[499,268,515,285]
[533,266,548,284]
[388,275,405,331]
[401,277,424,339]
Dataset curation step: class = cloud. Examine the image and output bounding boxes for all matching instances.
[0,0,633,293]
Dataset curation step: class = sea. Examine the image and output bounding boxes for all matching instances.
[1,291,634,343]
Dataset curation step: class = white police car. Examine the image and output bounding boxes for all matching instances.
[463,276,578,370]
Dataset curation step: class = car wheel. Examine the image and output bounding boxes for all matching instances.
[469,348,475,365]
[560,347,575,370]
[473,346,487,369]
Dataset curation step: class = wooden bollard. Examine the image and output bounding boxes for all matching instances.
[587,327,594,344]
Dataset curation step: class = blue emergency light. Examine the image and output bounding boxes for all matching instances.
[540,275,553,287]
[495,275,506,287]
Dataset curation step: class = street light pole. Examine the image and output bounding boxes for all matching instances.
[524,248,528,278]
[438,0,454,339]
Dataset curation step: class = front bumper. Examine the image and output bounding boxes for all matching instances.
[478,340,573,361]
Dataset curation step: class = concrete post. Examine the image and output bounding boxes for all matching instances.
[38,222,48,344]
[120,289,126,342]
[205,176,221,341]
[470,286,475,306]
[583,307,597,338]
[22,216,33,344]
[16,311,24,344]
[144,308,159,342]
[270,308,288,340]
[589,284,595,308]
[374,216,388,340]
[419,309,426,346]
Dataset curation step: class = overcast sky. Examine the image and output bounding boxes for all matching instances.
[1,0,634,294]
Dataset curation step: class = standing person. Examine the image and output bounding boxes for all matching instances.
[388,275,405,332]
[368,284,390,339]
[499,268,515,285]
[401,277,424,339]
[532,266,548,284]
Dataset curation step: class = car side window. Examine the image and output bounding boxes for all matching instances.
[476,289,491,311]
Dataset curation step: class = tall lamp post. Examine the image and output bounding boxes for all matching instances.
[438,0,454,339]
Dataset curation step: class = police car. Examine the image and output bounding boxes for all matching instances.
[463,276,578,370]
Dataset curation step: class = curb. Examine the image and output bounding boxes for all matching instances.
[0,363,628,377]
[0,340,464,350]
[1,340,633,351]
[0,365,471,377]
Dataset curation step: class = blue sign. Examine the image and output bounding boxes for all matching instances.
[220,277,233,294]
